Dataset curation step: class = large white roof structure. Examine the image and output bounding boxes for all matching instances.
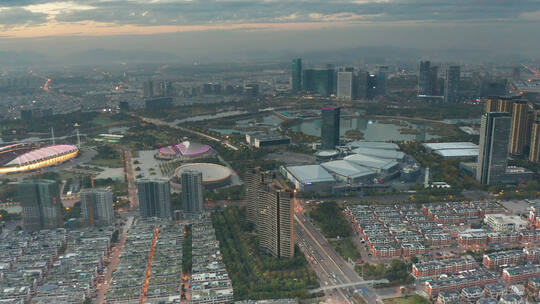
[344,154,398,171]
[435,149,479,158]
[286,165,335,183]
[422,142,478,151]
[321,160,375,180]
[346,141,399,151]
[351,147,405,160]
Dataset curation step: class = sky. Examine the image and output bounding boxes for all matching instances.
[1,0,539,62]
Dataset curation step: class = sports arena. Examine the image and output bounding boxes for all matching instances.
[173,163,232,189]
[156,141,214,160]
[0,144,79,174]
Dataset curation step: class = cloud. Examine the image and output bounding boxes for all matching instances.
[0,0,539,35]
[0,7,48,28]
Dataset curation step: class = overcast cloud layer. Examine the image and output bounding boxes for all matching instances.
[0,0,539,62]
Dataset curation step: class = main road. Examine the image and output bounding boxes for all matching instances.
[137,115,240,151]
[295,200,381,303]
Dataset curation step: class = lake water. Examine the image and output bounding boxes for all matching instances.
[292,117,440,142]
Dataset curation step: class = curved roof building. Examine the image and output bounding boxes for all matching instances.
[174,163,232,189]
[157,141,213,160]
[0,145,79,174]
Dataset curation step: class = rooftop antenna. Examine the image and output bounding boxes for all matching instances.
[74,123,81,148]
[51,127,55,145]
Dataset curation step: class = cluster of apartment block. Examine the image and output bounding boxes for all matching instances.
[190,215,234,304]
[422,201,506,226]
[0,229,67,303]
[145,222,184,302]
[32,228,114,303]
[106,219,171,303]
[436,284,527,304]
[0,228,113,303]
[347,203,473,258]
[528,202,540,229]
[458,229,540,250]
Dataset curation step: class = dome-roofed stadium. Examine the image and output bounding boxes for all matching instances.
[0,144,79,174]
[173,163,232,189]
[157,141,213,160]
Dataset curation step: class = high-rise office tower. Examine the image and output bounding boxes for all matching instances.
[529,120,540,163]
[303,68,334,96]
[291,58,302,93]
[429,66,439,95]
[18,180,63,231]
[366,74,377,99]
[337,72,353,100]
[258,186,294,259]
[321,107,340,150]
[485,98,500,112]
[157,80,173,97]
[512,67,520,81]
[143,80,154,98]
[137,178,172,219]
[181,170,204,216]
[377,66,389,96]
[476,112,511,185]
[444,65,460,103]
[80,188,114,226]
[509,101,528,155]
[418,61,431,95]
[498,97,514,113]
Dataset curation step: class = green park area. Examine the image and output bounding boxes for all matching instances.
[212,207,319,300]
[308,201,362,261]
[357,259,415,286]
[89,144,123,168]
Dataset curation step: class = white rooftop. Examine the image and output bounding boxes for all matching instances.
[321,160,376,179]
[346,141,399,150]
[435,149,479,158]
[286,165,335,183]
[352,147,405,160]
[422,142,478,151]
[343,154,398,171]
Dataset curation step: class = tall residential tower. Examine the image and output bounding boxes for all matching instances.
[476,112,511,185]
[80,188,115,226]
[137,178,172,220]
[181,170,204,216]
[18,180,63,231]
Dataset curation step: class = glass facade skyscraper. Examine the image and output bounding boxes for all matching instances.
[477,112,511,185]
[291,58,302,93]
[321,107,340,150]
[444,65,460,103]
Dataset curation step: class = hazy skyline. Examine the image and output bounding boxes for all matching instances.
[1,0,540,63]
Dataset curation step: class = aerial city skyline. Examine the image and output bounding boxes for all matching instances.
[1,1,540,304]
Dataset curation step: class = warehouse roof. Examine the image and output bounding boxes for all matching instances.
[344,154,398,171]
[321,160,376,179]
[422,142,478,151]
[286,165,335,183]
[352,147,405,160]
[346,141,399,150]
[434,149,479,158]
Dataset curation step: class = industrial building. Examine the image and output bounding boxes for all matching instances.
[422,142,479,159]
[282,165,335,192]
[321,160,376,184]
[343,154,399,173]
[245,132,291,148]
